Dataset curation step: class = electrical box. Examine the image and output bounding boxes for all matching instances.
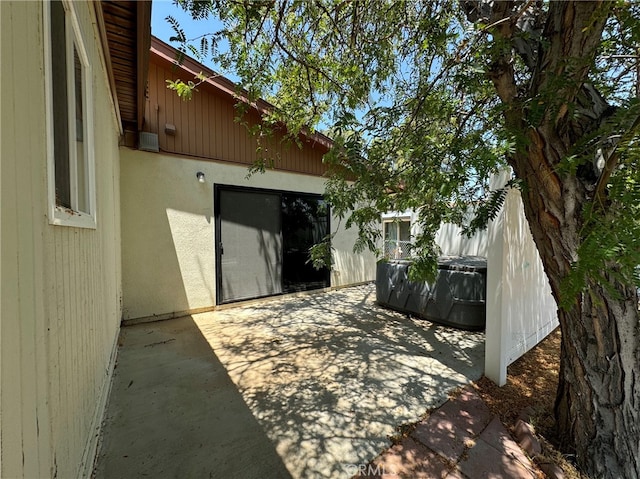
[138,132,159,152]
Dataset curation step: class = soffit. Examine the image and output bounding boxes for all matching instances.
[100,0,151,132]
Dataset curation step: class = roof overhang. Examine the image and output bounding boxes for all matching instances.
[150,36,334,151]
[97,1,152,137]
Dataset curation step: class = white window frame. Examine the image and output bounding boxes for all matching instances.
[383,217,412,260]
[44,0,97,228]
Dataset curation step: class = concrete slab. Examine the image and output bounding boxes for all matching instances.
[92,316,292,479]
[94,285,484,478]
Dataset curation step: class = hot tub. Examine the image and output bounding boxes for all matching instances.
[376,256,487,330]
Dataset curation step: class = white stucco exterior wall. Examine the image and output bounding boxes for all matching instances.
[436,221,487,257]
[120,149,376,320]
[381,209,487,257]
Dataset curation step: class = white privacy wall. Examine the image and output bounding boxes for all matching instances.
[485,184,559,385]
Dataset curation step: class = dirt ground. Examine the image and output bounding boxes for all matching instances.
[473,328,588,479]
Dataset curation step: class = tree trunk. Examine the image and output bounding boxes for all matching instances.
[554,279,640,478]
[514,132,640,479]
[471,1,640,475]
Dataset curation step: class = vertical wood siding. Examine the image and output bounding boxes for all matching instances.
[1,5,51,476]
[146,55,330,177]
[1,2,122,478]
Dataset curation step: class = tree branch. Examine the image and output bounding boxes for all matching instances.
[594,111,640,208]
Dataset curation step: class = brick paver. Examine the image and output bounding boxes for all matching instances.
[367,437,450,479]
[355,386,537,479]
[411,387,493,462]
[465,416,536,478]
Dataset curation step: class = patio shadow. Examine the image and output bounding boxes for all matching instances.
[93,316,292,479]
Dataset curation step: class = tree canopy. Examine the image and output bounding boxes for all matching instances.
[168,1,640,477]
[170,0,639,288]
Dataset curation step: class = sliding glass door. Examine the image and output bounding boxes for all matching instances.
[216,186,330,304]
[218,189,283,303]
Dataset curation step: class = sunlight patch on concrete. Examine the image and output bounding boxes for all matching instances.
[193,284,484,478]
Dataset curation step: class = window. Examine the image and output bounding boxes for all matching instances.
[45,0,95,227]
[383,218,412,260]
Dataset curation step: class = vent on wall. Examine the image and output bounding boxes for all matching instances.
[139,132,159,152]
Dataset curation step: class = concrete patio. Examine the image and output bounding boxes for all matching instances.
[93,284,485,478]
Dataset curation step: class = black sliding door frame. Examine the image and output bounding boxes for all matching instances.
[214,184,331,305]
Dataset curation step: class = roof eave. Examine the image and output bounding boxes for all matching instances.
[150,36,334,151]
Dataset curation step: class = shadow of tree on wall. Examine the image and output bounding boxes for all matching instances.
[501,189,558,364]
[194,284,485,478]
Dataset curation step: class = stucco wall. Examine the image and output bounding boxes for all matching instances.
[381,209,488,257]
[436,221,487,257]
[1,2,123,477]
[120,149,375,320]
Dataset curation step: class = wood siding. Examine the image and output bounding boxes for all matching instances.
[100,1,151,132]
[1,2,122,477]
[102,1,137,123]
[146,48,330,177]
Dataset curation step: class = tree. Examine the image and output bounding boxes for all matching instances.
[169,1,640,477]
